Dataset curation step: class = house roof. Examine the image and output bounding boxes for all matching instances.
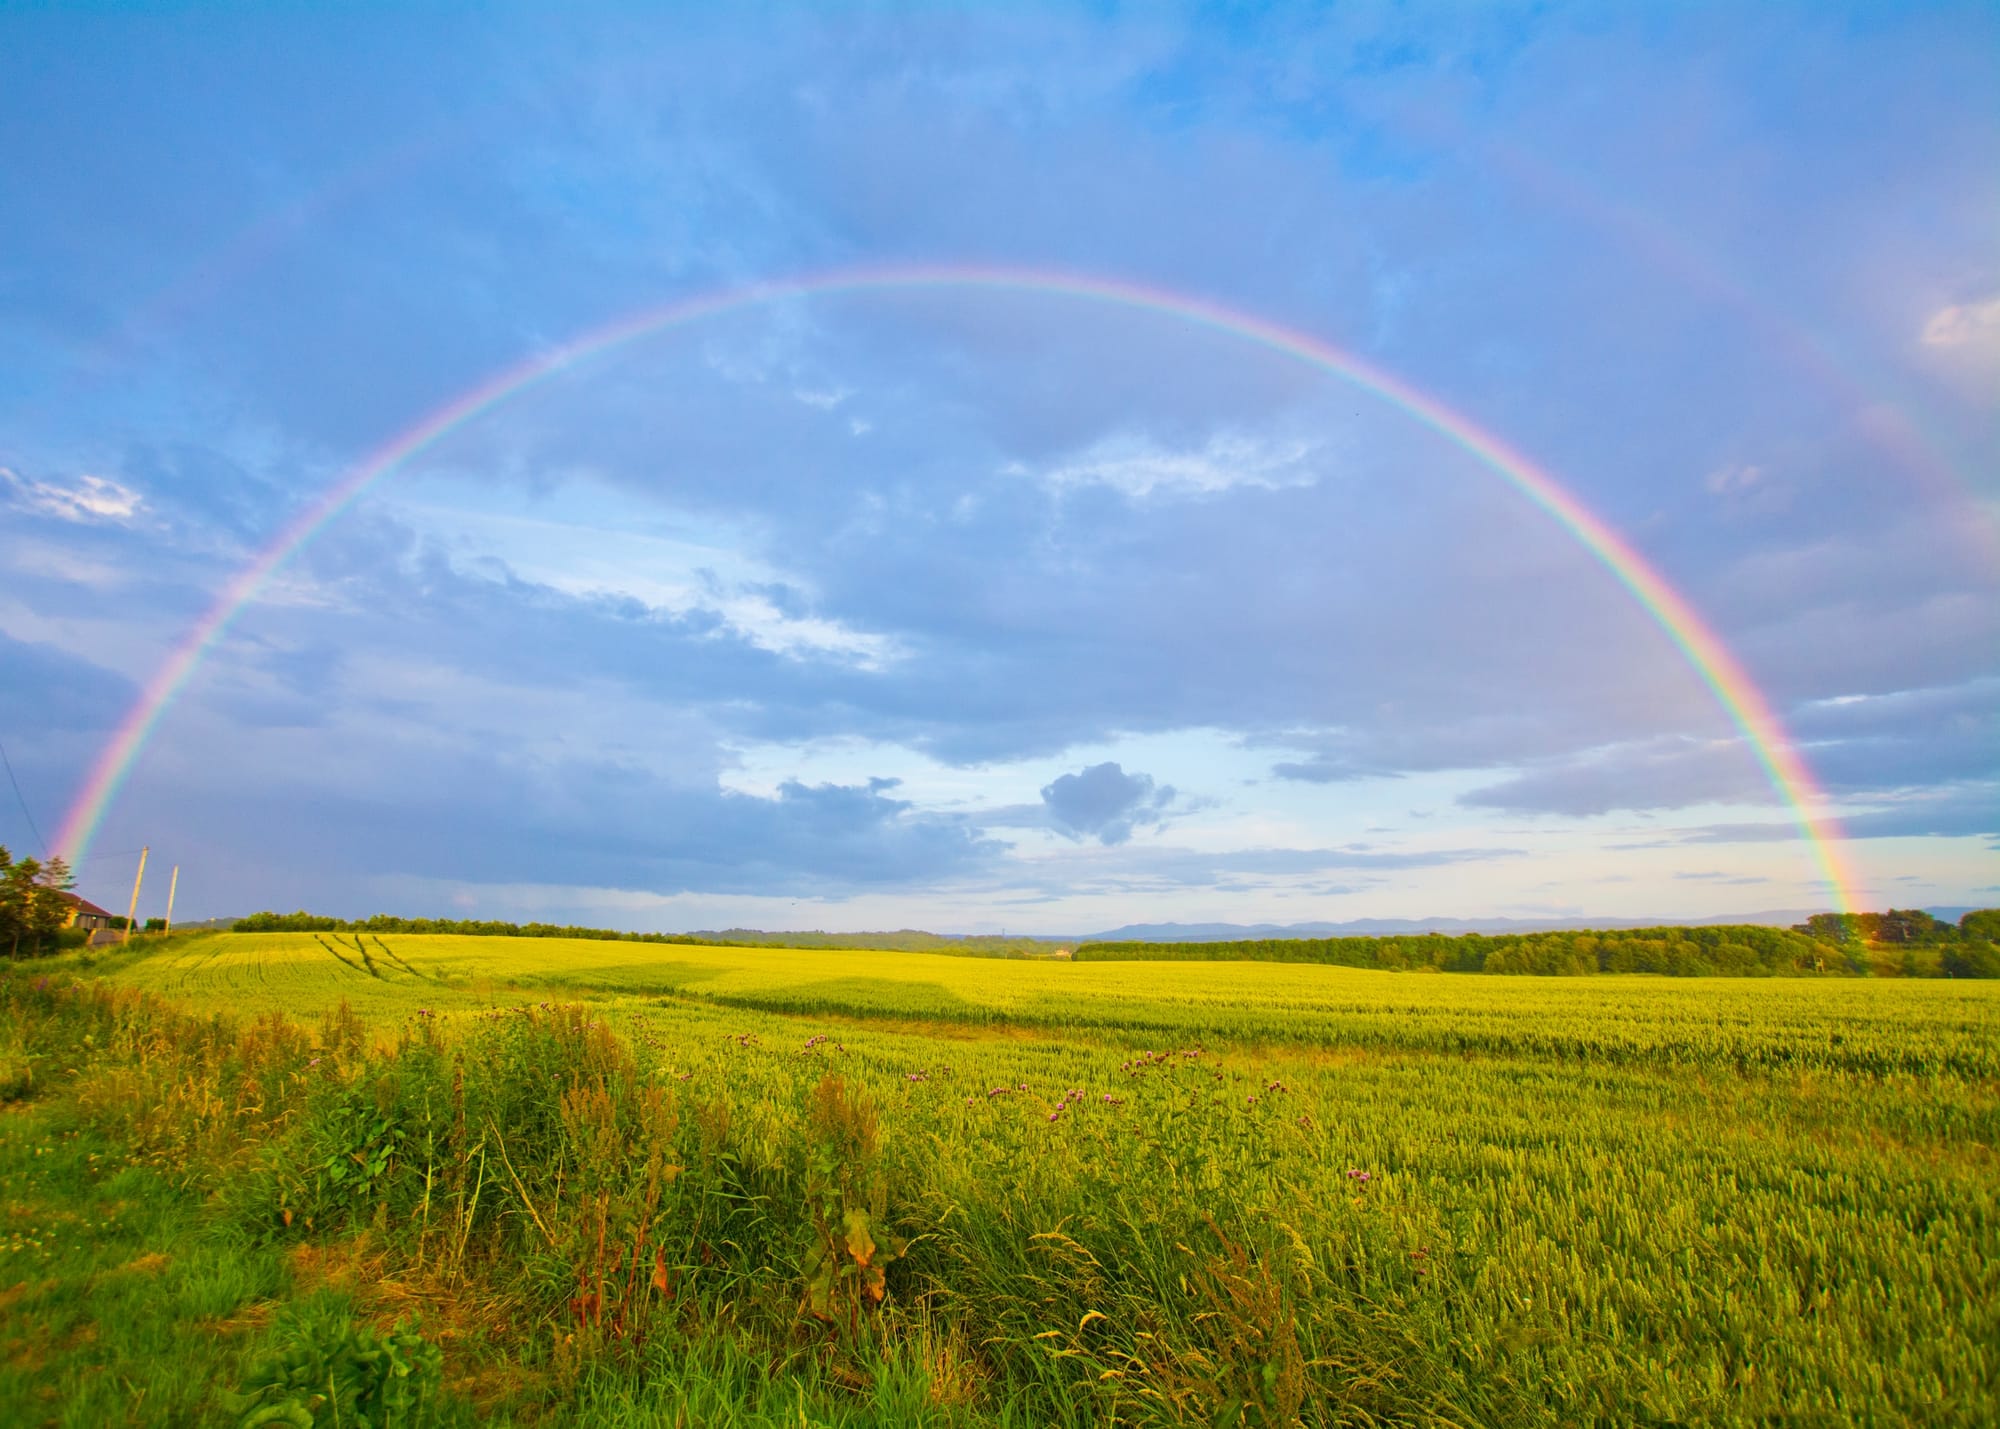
[58,890,116,918]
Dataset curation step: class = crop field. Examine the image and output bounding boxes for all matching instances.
[5,932,1997,1426]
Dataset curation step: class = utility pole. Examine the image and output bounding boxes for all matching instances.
[123,846,148,944]
[164,865,179,935]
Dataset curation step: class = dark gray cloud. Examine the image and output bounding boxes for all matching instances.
[91,749,1002,917]
[1040,762,1177,846]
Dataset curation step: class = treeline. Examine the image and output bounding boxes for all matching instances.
[228,912,1055,958]
[233,910,710,943]
[1077,911,2000,978]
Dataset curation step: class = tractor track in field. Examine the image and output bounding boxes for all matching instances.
[170,940,226,992]
[370,937,433,981]
[314,934,376,979]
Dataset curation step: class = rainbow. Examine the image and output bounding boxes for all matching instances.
[53,263,1861,911]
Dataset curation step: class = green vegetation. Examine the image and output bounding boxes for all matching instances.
[4,933,1994,1425]
[1079,911,2000,978]
[220,905,2000,979]
[231,911,1055,958]
[1,843,77,959]
[1796,909,2000,978]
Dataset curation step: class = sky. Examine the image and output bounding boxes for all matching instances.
[2,2,1994,933]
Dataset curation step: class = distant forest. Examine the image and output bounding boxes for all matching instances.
[1077,909,2000,978]
[227,911,1050,958]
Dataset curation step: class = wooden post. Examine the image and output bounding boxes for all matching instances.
[123,846,148,944]
[164,865,179,935]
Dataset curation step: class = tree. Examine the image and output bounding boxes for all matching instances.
[1877,909,1944,946]
[0,846,75,958]
[1959,909,2000,943]
[1798,912,1862,945]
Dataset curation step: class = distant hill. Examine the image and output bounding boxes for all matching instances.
[688,928,1062,957]
[1076,912,1836,941]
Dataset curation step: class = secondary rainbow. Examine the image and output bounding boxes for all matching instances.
[53,263,1861,911]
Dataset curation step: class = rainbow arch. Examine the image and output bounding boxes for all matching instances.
[53,263,1861,912]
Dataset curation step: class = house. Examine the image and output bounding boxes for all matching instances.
[59,892,118,932]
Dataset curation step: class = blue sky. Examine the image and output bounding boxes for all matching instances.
[2,2,1994,931]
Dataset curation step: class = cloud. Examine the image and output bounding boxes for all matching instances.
[1020,431,1321,500]
[0,631,135,739]
[1920,295,2000,348]
[1703,463,1763,496]
[5,4,1995,922]
[120,750,1005,908]
[1640,781,1999,846]
[1459,737,1771,817]
[1006,841,1527,896]
[1270,755,1396,785]
[3,469,143,523]
[1040,761,1178,845]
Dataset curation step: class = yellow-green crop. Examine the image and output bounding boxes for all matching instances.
[7,932,1993,1425]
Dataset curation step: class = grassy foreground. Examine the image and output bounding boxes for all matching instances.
[3,932,1995,1425]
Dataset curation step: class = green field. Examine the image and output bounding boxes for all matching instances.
[5,932,1996,1425]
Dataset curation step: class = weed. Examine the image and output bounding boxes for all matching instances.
[223,1300,451,1428]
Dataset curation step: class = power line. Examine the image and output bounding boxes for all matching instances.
[67,846,149,866]
[0,738,46,857]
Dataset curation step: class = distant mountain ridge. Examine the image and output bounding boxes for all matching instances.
[1077,911,1968,942]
